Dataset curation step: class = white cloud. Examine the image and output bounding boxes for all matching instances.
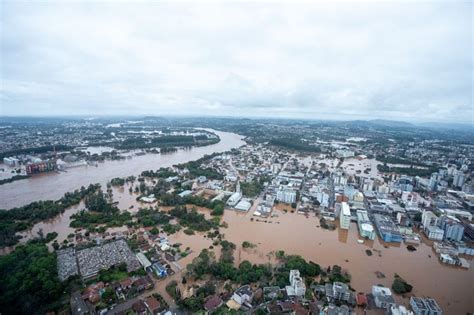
[0,1,472,122]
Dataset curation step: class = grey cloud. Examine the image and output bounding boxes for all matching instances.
[0,1,472,122]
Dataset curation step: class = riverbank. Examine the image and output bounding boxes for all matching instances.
[0,130,245,209]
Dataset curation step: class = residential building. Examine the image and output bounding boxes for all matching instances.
[453,170,465,188]
[231,285,253,305]
[286,270,306,297]
[422,211,438,229]
[373,214,402,243]
[371,285,395,309]
[339,202,351,230]
[356,210,376,240]
[276,188,297,204]
[425,226,444,241]
[387,305,414,315]
[439,216,465,242]
[324,282,350,302]
[410,297,443,315]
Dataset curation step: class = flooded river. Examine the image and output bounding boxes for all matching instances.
[1,130,472,313]
[0,130,245,209]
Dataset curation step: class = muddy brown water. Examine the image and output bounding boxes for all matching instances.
[1,131,472,313]
[0,130,245,209]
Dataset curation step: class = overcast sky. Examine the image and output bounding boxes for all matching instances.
[0,1,472,123]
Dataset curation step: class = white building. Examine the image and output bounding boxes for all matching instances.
[235,199,252,212]
[453,170,465,188]
[387,305,414,315]
[3,157,20,167]
[425,226,444,241]
[357,210,375,240]
[339,202,351,230]
[286,270,306,297]
[276,188,297,204]
[421,211,438,229]
[372,285,395,309]
[136,252,152,270]
[227,192,242,207]
[335,150,355,158]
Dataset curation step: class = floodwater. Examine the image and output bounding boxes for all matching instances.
[7,185,473,313]
[219,210,474,314]
[1,131,472,313]
[0,130,245,209]
[141,205,474,314]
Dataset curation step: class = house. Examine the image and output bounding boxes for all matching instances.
[150,262,167,277]
[410,297,443,315]
[132,300,147,315]
[203,295,223,312]
[231,285,253,306]
[120,278,133,290]
[70,291,93,315]
[387,304,414,315]
[372,285,395,309]
[144,296,161,315]
[356,293,367,306]
[81,282,104,304]
[325,282,350,302]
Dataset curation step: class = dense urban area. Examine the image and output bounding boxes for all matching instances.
[0,116,473,315]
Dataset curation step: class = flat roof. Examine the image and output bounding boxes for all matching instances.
[341,202,351,216]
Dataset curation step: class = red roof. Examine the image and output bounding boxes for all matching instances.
[145,296,161,312]
[356,293,368,305]
[204,295,222,311]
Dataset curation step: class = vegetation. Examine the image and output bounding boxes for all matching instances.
[377,163,437,177]
[135,208,171,227]
[0,242,66,314]
[170,206,219,232]
[392,274,413,294]
[242,241,257,249]
[110,177,125,186]
[240,179,265,197]
[269,138,321,153]
[0,174,29,186]
[0,184,100,247]
[70,188,132,230]
[141,168,178,178]
[327,265,351,283]
[186,249,272,285]
[0,144,73,160]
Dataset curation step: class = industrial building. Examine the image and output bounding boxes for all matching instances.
[3,157,20,167]
[373,214,402,243]
[356,210,376,240]
[339,202,351,230]
[227,191,242,207]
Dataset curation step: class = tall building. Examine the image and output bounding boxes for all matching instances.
[453,170,465,188]
[439,216,465,242]
[429,173,438,191]
[422,211,438,229]
[356,210,376,240]
[373,214,402,243]
[286,270,306,297]
[339,202,351,230]
[276,188,297,204]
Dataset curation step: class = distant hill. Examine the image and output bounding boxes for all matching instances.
[416,122,473,132]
